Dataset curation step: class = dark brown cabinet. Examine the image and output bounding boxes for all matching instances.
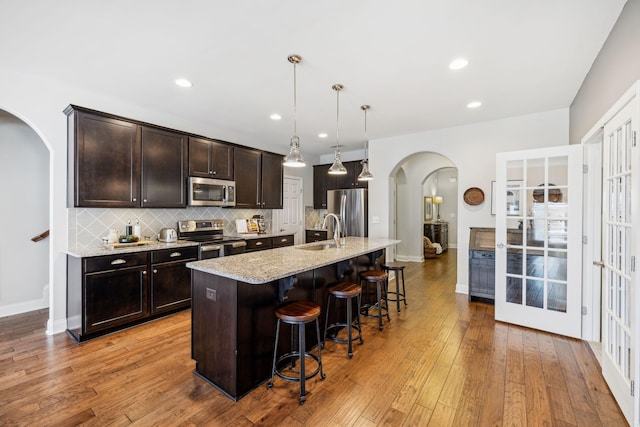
[245,235,294,252]
[313,161,367,208]
[313,165,329,209]
[234,147,283,209]
[67,108,141,207]
[150,247,198,315]
[306,229,328,243]
[141,127,188,208]
[66,106,187,208]
[424,222,448,252]
[188,136,234,180]
[67,246,197,342]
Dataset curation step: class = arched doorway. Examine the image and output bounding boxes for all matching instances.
[390,152,458,267]
[0,109,50,317]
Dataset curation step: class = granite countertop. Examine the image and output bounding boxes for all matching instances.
[187,236,400,284]
[64,240,199,258]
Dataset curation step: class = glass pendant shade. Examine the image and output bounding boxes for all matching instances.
[357,159,373,180]
[283,136,305,167]
[328,150,347,174]
[357,104,373,181]
[283,54,306,168]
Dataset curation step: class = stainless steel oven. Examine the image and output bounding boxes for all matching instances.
[188,177,236,207]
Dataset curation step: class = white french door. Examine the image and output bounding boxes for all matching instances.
[495,145,583,338]
[278,176,304,244]
[600,100,637,425]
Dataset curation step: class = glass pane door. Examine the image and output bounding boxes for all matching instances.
[495,145,582,338]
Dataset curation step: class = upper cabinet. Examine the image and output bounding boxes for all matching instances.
[67,108,141,208]
[66,106,188,208]
[140,126,187,208]
[188,137,234,180]
[312,161,367,208]
[313,165,329,209]
[234,147,283,209]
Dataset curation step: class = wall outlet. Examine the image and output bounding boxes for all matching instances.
[372,216,380,224]
[206,288,216,301]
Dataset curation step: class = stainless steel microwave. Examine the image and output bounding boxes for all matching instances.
[188,177,236,207]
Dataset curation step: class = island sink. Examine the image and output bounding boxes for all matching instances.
[296,243,338,251]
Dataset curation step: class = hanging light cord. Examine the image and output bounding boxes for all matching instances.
[335,87,340,154]
[363,107,368,160]
[292,59,297,140]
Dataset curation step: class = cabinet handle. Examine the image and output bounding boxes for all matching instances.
[212,171,216,175]
[111,259,126,265]
[132,198,137,202]
[170,252,181,258]
[280,238,287,242]
[153,269,158,273]
[256,241,263,246]
[314,233,320,236]
[143,271,147,275]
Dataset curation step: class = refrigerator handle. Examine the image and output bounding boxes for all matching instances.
[340,194,347,237]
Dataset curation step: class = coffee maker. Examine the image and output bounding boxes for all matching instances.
[252,214,266,234]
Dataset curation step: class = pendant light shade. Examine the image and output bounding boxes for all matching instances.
[357,104,373,181]
[283,54,306,168]
[328,84,347,175]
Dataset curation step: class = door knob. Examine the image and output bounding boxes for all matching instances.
[593,260,605,267]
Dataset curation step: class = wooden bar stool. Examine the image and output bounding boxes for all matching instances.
[383,263,408,312]
[267,300,325,404]
[323,282,364,358]
[359,270,390,331]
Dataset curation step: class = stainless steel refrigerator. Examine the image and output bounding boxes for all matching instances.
[327,189,368,237]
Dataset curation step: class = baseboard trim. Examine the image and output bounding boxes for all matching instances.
[47,317,67,336]
[455,283,469,294]
[0,298,48,319]
[395,255,424,262]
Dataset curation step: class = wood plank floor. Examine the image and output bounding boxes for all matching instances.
[0,250,627,426]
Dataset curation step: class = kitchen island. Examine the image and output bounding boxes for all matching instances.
[186,236,399,400]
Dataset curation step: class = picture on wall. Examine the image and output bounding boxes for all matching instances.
[491,181,524,216]
[424,196,433,221]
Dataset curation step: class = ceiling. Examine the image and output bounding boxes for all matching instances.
[0,0,627,159]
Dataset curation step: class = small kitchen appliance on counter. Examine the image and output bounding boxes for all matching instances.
[252,214,267,234]
[157,228,178,242]
[177,219,246,259]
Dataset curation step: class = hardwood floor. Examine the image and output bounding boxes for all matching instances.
[0,250,626,426]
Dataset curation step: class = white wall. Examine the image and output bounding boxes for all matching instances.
[368,108,570,293]
[0,110,49,316]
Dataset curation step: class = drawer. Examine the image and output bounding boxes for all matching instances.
[151,246,198,264]
[306,230,328,243]
[84,252,149,273]
[246,237,272,252]
[471,250,495,260]
[272,235,294,248]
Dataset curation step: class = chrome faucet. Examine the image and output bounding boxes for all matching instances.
[323,213,343,247]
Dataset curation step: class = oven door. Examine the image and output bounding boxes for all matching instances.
[200,244,222,260]
[188,177,235,207]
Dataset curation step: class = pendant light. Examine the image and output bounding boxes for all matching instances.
[357,105,373,181]
[328,84,347,175]
[283,54,306,168]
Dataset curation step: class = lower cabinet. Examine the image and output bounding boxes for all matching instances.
[306,229,328,243]
[245,235,294,252]
[67,246,197,342]
[468,250,495,301]
[150,247,198,315]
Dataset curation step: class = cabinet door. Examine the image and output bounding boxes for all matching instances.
[84,266,148,333]
[333,163,353,189]
[350,161,368,188]
[261,152,283,209]
[188,136,212,178]
[313,165,328,209]
[210,140,234,180]
[151,261,192,314]
[141,127,187,208]
[72,111,140,207]
[234,147,261,208]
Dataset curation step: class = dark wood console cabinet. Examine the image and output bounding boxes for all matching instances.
[424,222,448,252]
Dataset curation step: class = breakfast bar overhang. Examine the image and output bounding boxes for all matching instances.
[186,237,399,400]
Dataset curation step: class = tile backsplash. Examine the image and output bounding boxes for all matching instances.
[69,207,271,249]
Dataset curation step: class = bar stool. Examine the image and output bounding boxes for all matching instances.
[267,300,325,404]
[359,270,390,331]
[383,263,408,312]
[324,282,364,358]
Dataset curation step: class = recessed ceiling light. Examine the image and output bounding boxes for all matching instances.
[467,101,482,109]
[449,58,469,70]
[270,114,282,120]
[318,133,328,138]
[175,78,193,88]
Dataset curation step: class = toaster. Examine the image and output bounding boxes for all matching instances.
[157,228,178,243]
